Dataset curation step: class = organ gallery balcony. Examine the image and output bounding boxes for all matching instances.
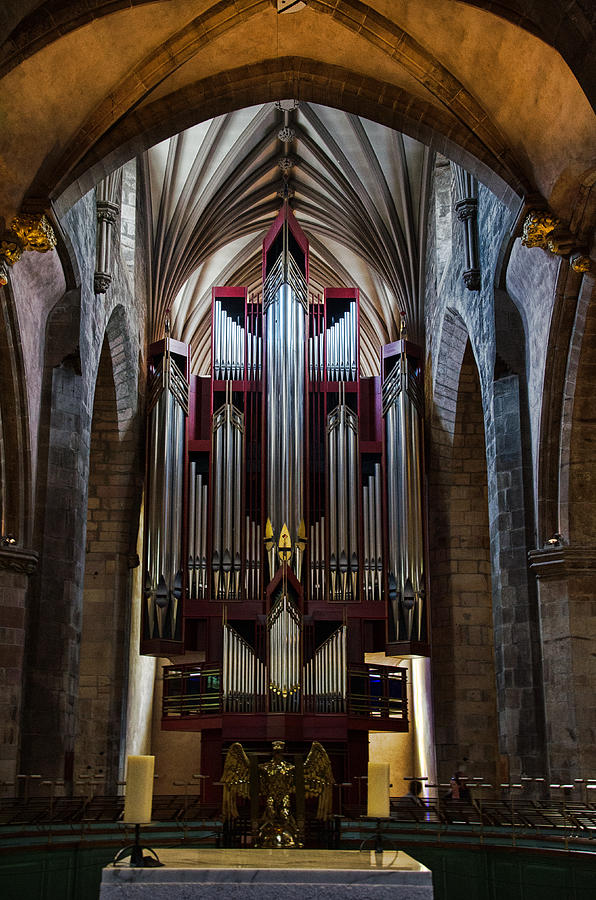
[161,661,408,739]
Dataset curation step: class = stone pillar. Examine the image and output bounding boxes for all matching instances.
[0,546,37,788]
[20,359,88,792]
[488,375,546,780]
[528,546,596,783]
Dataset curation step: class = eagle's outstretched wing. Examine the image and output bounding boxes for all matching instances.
[304,741,334,821]
[221,742,250,821]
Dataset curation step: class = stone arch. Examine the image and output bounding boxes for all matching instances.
[489,288,546,780]
[0,281,30,545]
[74,305,142,793]
[52,56,524,218]
[0,279,35,787]
[535,263,585,545]
[429,311,499,786]
[3,1,593,114]
[562,276,596,544]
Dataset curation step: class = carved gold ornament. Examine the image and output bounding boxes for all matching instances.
[11,214,57,253]
[0,239,23,265]
[521,211,561,249]
[570,253,591,274]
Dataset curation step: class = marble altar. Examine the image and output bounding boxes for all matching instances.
[99,848,433,898]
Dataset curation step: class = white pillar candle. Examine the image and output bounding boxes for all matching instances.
[124,755,154,824]
[367,762,390,817]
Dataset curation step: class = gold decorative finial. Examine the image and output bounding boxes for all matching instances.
[278,523,292,564]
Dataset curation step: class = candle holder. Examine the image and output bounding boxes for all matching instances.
[359,816,395,856]
[112,823,164,868]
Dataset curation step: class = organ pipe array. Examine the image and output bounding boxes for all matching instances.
[187,462,208,599]
[327,390,359,602]
[213,299,262,380]
[268,592,301,712]
[223,622,266,712]
[383,343,426,644]
[303,625,347,713]
[264,258,306,575]
[211,385,244,601]
[143,336,189,644]
[362,464,383,601]
[146,205,422,793]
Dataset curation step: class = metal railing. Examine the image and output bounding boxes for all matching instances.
[163,661,407,722]
[163,663,223,718]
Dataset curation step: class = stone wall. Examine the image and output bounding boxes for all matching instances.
[425,155,596,788]
[425,164,548,787]
[19,177,146,790]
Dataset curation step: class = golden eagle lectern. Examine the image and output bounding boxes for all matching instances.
[221,740,334,847]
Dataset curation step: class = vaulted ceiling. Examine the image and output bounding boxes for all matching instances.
[1,0,594,373]
[0,0,594,228]
[145,101,431,373]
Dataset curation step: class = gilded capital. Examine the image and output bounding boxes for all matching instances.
[570,253,591,274]
[521,210,560,249]
[0,238,23,266]
[10,213,57,253]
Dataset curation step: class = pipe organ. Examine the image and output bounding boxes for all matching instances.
[142,336,189,650]
[145,205,428,806]
[382,341,427,653]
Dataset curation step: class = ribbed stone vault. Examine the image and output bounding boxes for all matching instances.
[145,102,432,375]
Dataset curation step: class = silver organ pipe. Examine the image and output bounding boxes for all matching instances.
[268,593,301,712]
[233,409,242,596]
[374,463,383,600]
[323,306,357,381]
[308,517,324,602]
[222,624,265,712]
[212,394,244,600]
[361,465,383,601]
[145,343,188,642]
[264,247,306,576]
[211,414,223,598]
[214,306,251,381]
[213,301,220,378]
[303,625,346,713]
[194,473,202,598]
[200,482,208,596]
[188,461,196,599]
[383,349,425,641]
[362,484,370,599]
[327,409,338,600]
[327,399,359,601]
[348,406,359,599]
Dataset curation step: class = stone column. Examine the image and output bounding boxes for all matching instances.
[452,164,481,291]
[94,170,122,294]
[528,546,596,783]
[487,375,546,781]
[0,546,37,788]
